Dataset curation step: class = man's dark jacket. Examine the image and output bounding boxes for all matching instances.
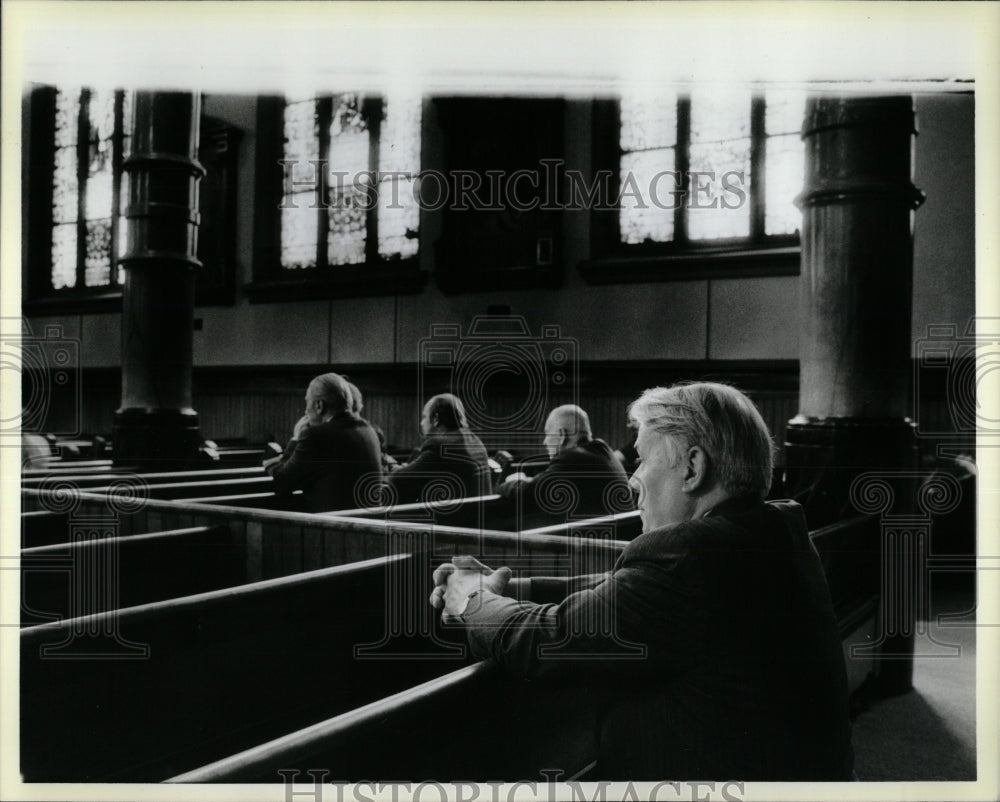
[461,497,854,780]
[266,412,382,512]
[388,429,492,504]
[500,438,634,519]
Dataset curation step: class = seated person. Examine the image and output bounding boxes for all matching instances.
[21,433,52,468]
[431,383,853,781]
[613,433,640,475]
[263,372,382,512]
[387,394,491,504]
[499,404,634,519]
[345,379,364,417]
[371,424,400,473]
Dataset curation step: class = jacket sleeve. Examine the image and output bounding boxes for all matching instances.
[265,432,322,494]
[461,557,703,683]
[387,440,440,502]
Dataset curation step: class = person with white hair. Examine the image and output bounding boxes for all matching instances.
[263,372,381,512]
[431,382,853,780]
[499,404,633,519]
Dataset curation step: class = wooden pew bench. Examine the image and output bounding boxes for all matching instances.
[20,552,459,782]
[167,513,882,784]
[20,524,243,625]
[20,488,636,581]
[336,494,641,537]
[21,458,114,474]
[20,465,266,490]
[65,475,277,501]
[168,661,599,783]
[21,510,71,549]
[18,487,881,784]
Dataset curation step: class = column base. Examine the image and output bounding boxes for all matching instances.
[112,408,214,470]
[786,416,917,697]
[784,416,918,527]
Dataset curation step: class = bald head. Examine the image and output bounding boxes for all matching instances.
[543,405,592,459]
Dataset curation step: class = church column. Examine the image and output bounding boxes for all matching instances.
[113,92,205,468]
[785,96,925,695]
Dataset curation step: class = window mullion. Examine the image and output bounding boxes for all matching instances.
[364,96,382,264]
[675,96,691,245]
[111,90,125,286]
[75,89,90,290]
[316,95,332,270]
[750,96,766,241]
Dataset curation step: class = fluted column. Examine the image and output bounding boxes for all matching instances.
[786,96,924,695]
[113,92,205,468]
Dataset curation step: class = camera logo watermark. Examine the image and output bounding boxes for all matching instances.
[0,318,81,442]
[914,317,1000,441]
[418,316,578,452]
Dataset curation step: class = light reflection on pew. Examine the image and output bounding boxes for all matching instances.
[21,459,115,474]
[68,476,276,500]
[20,465,266,489]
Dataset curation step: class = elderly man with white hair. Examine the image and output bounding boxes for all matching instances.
[263,372,382,512]
[431,382,853,781]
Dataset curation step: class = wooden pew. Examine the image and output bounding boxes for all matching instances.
[21,458,115,473]
[20,488,633,580]
[337,494,638,536]
[67,475,276,501]
[20,524,242,625]
[21,510,71,549]
[20,465,266,490]
[168,513,883,784]
[20,553,459,782]
[810,514,882,693]
[167,662,599,783]
[18,486,881,783]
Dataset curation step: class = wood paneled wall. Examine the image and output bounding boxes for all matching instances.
[54,358,969,464]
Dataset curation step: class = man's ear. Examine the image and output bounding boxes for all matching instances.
[682,446,709,493]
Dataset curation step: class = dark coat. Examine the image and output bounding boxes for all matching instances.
[461,497,854,781]
[500,438,634,519]
[266,412,382,512]
[388,429,491,504]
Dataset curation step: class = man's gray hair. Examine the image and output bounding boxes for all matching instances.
[628,382,774,500]
[310,373,352,414]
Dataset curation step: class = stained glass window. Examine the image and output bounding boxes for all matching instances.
[280,90,422,271]
[49,86,132,291]
[618,89,806,250]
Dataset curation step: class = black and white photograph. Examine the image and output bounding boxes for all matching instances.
[2,2,997,801]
